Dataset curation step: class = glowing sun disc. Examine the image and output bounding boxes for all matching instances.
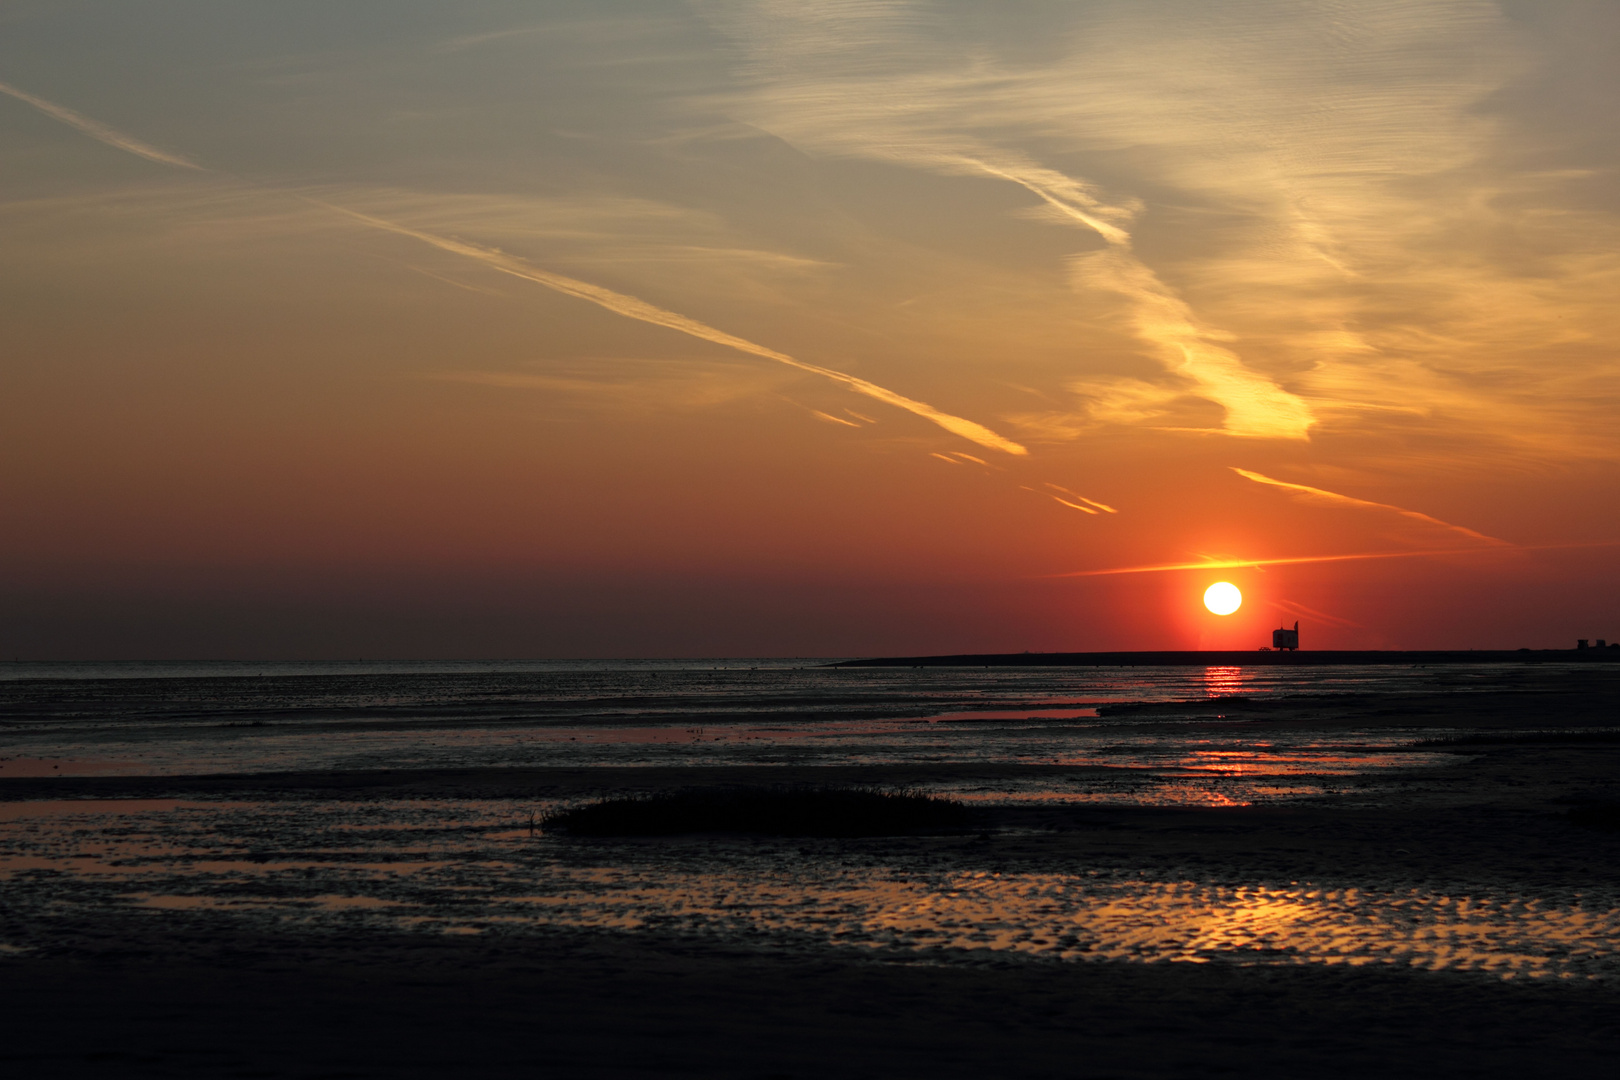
[1204,582,1242,616]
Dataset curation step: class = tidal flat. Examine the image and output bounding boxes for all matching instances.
[2,663,1617,1077]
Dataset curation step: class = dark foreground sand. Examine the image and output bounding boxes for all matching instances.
[6,920,1618,1079]
[4,675,1618,1077]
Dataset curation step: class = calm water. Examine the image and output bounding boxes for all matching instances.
[0,659,1528,790]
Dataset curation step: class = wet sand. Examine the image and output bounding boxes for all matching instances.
[3,677,1618,1077]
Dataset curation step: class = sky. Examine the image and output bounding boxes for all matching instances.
[2,0,1617,659]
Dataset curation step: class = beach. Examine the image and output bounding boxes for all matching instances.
[3,663,1618,1076]
[9,3,1620,1074]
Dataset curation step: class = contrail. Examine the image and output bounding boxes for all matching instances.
[1044,483,1117,514]
[1231,468,1505,543]
[1021,482,1117,516]
[1049,496,1098,514]
[1054,540,1617,577]
[0,77,1026,457]
[0,79,200,169]
[810,409,860,428]
[310,201,1028,456]
[1052,547,1514,577]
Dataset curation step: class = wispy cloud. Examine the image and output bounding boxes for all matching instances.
[1065,250,1316,439]
[1230,468,1505,544]
[440,25,553,51]
[391,260,508,298]
[697,2,1620,461]
[292,188,837,280]
[429,364,773,411]
[0,79,201,170]
[1,76,1025,458]
[314,200,1027,456]
[699,3,1316,440]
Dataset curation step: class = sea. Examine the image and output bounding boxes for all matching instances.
[0,658,1532,792]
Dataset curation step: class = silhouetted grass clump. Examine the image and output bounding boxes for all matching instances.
[542,786,972,838]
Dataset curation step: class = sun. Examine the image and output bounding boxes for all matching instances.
[1203,581,1242,616]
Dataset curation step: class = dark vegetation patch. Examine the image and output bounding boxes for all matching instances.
[542,786,973,838]
[1411,729,1620,748]
[1568,802,1620,832]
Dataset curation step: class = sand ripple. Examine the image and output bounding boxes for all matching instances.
[481,867,1620,980]
[4,798,1615,981]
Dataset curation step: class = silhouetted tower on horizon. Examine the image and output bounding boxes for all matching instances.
[1273,621,1300,651]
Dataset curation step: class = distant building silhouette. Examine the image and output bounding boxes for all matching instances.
[1272,621,1299,651]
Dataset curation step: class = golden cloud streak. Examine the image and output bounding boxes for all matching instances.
[706,12,1317,442]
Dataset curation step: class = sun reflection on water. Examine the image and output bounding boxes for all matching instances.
[1202,666,1246,697]
[482,868,1620,981]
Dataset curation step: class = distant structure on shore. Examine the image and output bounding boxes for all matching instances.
[1271,621,1299,651]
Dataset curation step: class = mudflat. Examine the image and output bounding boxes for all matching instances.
[3,672,1618,1077]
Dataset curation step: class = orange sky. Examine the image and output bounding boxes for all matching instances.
[2,2,1617,658]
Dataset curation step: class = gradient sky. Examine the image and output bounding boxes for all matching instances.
[2,1,1617,659]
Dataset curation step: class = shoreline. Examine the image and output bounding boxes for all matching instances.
[834,648,1620,667]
